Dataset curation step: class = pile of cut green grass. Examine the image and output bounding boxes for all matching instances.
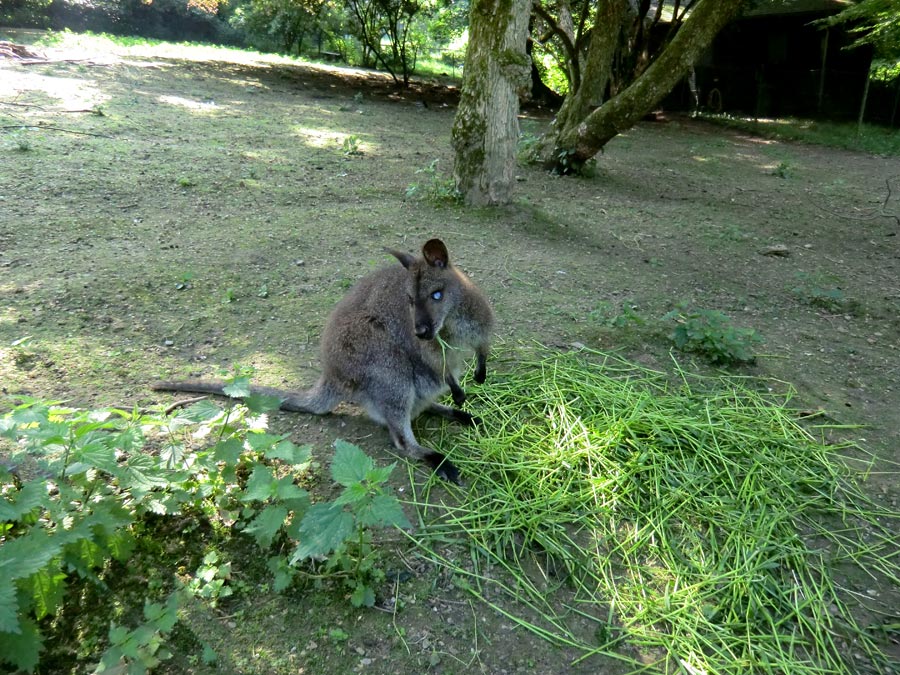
[412,349,899,674]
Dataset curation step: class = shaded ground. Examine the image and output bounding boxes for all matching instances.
[1,30,898,674]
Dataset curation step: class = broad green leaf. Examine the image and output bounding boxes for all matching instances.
[144,593,179,632]
[274,477,307,502]
[107,426,143,453]
[0,616,43,671]
[291,503,354,561]
[64,537,105,573]
[159,443,186,470]
[267,556,294,593]
[243,505,288,549]
[350,583,376,608]
[0,481,45,522]
[265,441,312,466]
[0,577,19,634]
[106,531,136,563]
[213,438,244,465]
[331,440,374,487]
[245,432,283,452]
[117,454,170,498]
[108,624,130,646]
[72,441,120,473]
[29,568,67,620]
[243,393,283,414]
[201,644,218,665]
[334,482,368,506]
[365,463,395,486]
[0,529,62,581]
[281,496,311,516]
[357,494,411,529]
[176,399,223,423]
[241,464,276,502]
[222,376,251,399]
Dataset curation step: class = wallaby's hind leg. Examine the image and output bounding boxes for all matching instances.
[474,350,488,384]
[385,415,460,484]
[427,403,479,427]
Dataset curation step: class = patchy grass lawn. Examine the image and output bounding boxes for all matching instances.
[2,29,899,675]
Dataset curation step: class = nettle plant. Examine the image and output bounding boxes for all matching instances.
[663,306,762,365]
[0,373,410,673]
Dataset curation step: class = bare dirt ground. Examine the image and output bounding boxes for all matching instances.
[1,30,898,674]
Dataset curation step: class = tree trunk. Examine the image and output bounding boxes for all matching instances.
[545,0,746,173]
[552,0,630,134]
[452,0,532,206]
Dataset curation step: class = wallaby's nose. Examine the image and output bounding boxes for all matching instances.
[415,322,434,340]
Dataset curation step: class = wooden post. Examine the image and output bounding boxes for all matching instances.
[817,28,829,114]
[857,53,872,135]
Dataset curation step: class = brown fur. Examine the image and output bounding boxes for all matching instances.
[152,238,493,482]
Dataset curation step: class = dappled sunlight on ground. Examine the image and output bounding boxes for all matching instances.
[0,68,108,110]
[157,94,220,111]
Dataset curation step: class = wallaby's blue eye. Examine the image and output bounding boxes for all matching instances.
[431,291,443,301]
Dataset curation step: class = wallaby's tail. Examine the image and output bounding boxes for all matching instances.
[151,378,341,415]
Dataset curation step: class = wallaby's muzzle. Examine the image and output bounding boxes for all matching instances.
[414,319,436,340]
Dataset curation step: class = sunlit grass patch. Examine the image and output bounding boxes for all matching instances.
[701,113,900,156]
[412,348,899,673]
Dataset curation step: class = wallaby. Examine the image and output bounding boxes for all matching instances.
[152,238,494,483]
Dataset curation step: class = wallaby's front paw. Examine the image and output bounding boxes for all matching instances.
[474,364,487,384]
[452,389,467,407]
[425,452,461,484]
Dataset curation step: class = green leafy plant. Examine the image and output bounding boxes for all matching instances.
[341,135,363,156]
[588,301,646,328]
[792,271,857,314]
[91,593,179,675]
[8,129,33,152]
[405,159,460,204]
[175,272,194,291]
[289,440,410,608]
[772,160,793,178]
[517,131,541,163]
[554,148,597,177]
[185,551,233,607]
[663,306,762,365]
[0,369,405,671]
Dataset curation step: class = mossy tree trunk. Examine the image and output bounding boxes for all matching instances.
[543,0,746,174]
[452,0,532,206]
[551,0,630,135]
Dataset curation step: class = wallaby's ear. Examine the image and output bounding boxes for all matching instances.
[422,239,449,269]
[387,247,416,270]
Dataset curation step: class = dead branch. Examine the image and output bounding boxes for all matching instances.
[163,396,209,416]
[1,124,112,138]
[809,177,900,228]
[0,41,44,60]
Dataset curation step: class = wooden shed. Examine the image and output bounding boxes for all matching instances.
[683,0,877,120]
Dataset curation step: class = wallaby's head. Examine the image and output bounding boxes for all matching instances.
[390,238,461,341]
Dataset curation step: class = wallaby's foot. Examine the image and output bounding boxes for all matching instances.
[449,381,467,407]
[427,403,478,426]
[455,410,480,427]
[425,452,460,484]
